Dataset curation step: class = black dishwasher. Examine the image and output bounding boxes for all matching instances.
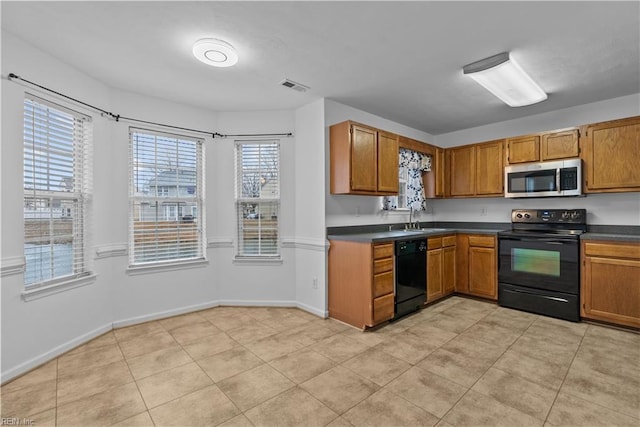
[394,238,427,319]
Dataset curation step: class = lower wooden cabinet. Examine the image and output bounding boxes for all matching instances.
[328,240,395,329]
[455,234,497,300]
[426,235,456,302]
[581,240,640,328]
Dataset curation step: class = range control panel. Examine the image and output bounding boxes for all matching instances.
[511,209,586,224]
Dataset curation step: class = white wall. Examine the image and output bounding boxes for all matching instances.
[434,94,640,148]
[324,99,437,227]
[432,94,640,225]
[1,31,114,381]
[293,99,328,316]
[0,31,306,382]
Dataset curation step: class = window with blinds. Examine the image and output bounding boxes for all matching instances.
[129,128,204,265]
[23,96,92,287]
[235,141,280,257]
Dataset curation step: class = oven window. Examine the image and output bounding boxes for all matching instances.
[511,248,560,276]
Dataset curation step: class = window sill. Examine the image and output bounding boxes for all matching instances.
[127,258,209,276]
[22,274,97,302]
[233,256,283,265]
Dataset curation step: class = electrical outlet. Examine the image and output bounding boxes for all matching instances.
[480,207,487,216]
[355,206,360,217]
[312,277,318,289]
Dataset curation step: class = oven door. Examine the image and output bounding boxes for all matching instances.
[498,233,579,294]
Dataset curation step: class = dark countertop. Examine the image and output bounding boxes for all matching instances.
[327,222,640,244]
[580,233,640,243]
[328,227,502,243]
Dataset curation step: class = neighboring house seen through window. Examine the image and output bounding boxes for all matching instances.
[235,141,280,257]
[23,96,92,287]
[129,128,204,265]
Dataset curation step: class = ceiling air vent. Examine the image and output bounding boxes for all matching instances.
[279,79,310,93]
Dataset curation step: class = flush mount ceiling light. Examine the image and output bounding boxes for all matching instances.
[463,52,547,107]
[192,38,238,67]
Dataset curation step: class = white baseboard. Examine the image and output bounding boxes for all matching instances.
[112,300,221,328]
[295,301,328,318]
[2,299,328,384]
[217,299,297,308]
[1,323,112,384]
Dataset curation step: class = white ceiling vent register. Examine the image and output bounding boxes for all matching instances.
[279,79,310,93]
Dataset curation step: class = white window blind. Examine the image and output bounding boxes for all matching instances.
[23,96,92,287]
[235,141,280,257]
[129,128,204,265]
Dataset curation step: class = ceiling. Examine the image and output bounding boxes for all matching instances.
[2,1,639,135]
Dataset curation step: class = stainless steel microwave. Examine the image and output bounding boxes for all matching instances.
[504,158,582,198]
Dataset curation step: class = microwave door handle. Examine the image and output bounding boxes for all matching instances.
[556,168,561,193]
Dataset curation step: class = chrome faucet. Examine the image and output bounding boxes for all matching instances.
[405,207,419,230]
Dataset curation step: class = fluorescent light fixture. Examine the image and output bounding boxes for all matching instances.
[193,38,238,67]
[463,52,547,107]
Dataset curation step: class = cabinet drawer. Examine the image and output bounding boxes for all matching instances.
[442,235,456,247]
[428,238,442,250]
[373,257,393,274]
[468,235,495,248]
[373,293,395,324]
[583,242,640,259]
[373,243,394,259]
[373,271,394,298]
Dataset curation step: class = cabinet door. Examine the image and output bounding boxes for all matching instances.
[435,148,446,197]
[427,248,443,301]
[377,131,399,193]
[507,135,540,164]
[442,245,456,294]
[449,146,476,196]
[585,119,640,191]
[476,140,504,195]
[468,246,497,299]
[582,256,640,328]
[541,129,579,161]
[351,125,378,192]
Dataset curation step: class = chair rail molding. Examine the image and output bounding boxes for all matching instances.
[1,256,25,277]
[281,237,329,252]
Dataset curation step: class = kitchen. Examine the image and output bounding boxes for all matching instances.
[1,2,639,426]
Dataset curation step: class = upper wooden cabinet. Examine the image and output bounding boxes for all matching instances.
[583,116,640,193]
[330,121,398,195]
[475,140,504,196]
[447,140,504,197]
[506,129,579,164]
[448,145,476,196]
[377,131,400,193]
[541,129,579,160]
[507,135,540,164]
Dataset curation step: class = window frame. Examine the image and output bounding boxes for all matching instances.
[235,140,280,259]
[128,127,206,267]
[22,95,92,289]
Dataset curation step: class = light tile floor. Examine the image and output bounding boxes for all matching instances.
[2,296,639,426]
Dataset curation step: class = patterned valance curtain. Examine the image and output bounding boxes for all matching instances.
[382,148,431,210]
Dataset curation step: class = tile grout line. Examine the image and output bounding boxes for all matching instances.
[541,323,587,426]
[116,329,156,427]
[433,309,535,425]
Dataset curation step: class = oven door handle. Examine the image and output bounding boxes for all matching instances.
[503,287,570,303]
[499,236,573,245]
